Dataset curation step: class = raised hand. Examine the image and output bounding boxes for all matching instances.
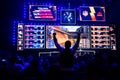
[53,33,56,36]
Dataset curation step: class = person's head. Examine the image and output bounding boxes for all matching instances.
[65,40,71,49]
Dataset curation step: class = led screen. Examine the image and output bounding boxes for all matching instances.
[17,24,116,50]
[79,6,105,21]
[60,9,76,24]
[29,5,57,21]
[24,25,45,49]
[46,26,91,49]
[91,26,110,49]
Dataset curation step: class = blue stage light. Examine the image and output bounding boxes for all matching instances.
[49,3,51,6]
[35,2,37,5]
[28,2,30,5]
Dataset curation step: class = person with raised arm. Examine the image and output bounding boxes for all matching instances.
[53,27,83,68]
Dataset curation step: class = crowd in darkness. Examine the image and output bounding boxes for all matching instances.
[0,50,120,80]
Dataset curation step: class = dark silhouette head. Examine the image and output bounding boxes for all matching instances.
[65,40,71,49]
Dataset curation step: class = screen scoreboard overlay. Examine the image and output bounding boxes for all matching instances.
[17,24,117,50]
[24,25,45,49]
[29,5,57,21]
[79,6,105,21]
[91,26,110,49]
[17,24,116,50]
[109,25,116,50]
[46,26,91,49]
[17,24,45,51]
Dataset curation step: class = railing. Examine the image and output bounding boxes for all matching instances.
[76,49,95,56]
[38,51,59,57]
[38,50,95,57]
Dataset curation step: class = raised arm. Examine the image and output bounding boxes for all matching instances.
[72,27,83,52]
[72,33,81,51]
[53,33,63,51]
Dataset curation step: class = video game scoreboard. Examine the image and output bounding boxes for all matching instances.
[17,24,116,51]
[29,5,57,21]
[16,5,116,51]
[17,24,45,50]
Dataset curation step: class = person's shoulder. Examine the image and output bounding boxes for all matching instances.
[59,46,65,52]
[70,48,76,52]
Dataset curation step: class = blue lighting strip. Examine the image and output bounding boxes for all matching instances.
[23,3,27,19]
[12,21,17,46]
[12,21,23,46]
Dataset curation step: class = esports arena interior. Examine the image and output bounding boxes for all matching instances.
[0,0,120,79]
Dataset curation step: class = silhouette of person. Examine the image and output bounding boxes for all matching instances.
[53,29,82,68]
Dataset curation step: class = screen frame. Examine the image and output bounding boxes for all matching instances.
[79,6,106,22]
[29,5,57,21]
[23,24,46,49]
[46,25,91,49]
[60,9,76,24]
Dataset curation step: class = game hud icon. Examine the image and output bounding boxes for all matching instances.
[60,9,76,24]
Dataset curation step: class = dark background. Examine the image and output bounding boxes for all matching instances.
[0,0,120,53]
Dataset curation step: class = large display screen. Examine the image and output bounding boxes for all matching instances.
[17,24,116,50]
[24,25,45,49]
[60,9,76,24]
[29,5,57,21]
[46,26,91,49]
[79,6,105,21]
[17,24,46,50]
[91,26,111,49]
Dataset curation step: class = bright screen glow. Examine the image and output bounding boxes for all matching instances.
[79,6,105,21]
[29,5,57,21]
[24,25,45,49]
[46,26,91,49]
